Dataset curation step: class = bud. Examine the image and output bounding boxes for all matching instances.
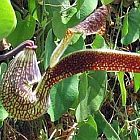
[72,5,109,35]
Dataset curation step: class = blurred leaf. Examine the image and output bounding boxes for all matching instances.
[0,103,8,122]
[95,111,121,140]
[76,73,89,122]
[130,126,138,140]
[111,120,120,134]
[76,71,107,122]
[123,0,135,7]
[28,0,38,20]
[0,62,7,85]
[45,0,70,12]
[0,121,3,128]
[121,14,128,37]
[44,29,56,69]
[62,7,77,24]
[74,116,98,140]
[7,12,36,47]
[134,73,140,92]
[101,0,114,5]
[117,72,127,106]
[92,34,108,49]
[48,75,79,121]
[121,8,140,45]
[0,63,7,82]
[76,0,84,11]
[0,0,17,40]
[52,12,67,39]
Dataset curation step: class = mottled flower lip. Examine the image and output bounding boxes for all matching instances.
[24,40,38,49]
[0,40,37,61]
[26,45,38,49]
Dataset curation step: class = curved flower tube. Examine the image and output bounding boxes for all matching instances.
[1,47,140,120]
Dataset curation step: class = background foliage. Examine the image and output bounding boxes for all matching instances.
[0,0,140,139]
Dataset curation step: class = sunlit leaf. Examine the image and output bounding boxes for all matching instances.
[134,73,140,92]
[0,0,17,40]
[117,72,127,106]
[74,115,98,140]
[28,0,38,20]
[121,7,140,45]
[0,63,7,82]
[76,71,107,122]
[7,12,36,47]
[48,75,79,121]
[92,34,108,49]
[121,13,128,37]
[52,12,67,39]
[67,0,98,27]
[0,103,8,122]
[44,29,56,69]
[95,111,121,140]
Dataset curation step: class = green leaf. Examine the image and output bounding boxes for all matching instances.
[61,7,77,24]
[0,121,3,128]
[111,120,120,135]
[101,0,114,5]
[95,111,121,140]
[121,14,128,37]
[74,116,98,140]
[76,73,89,122]
[134,73,140,92]
[52,12,67,39]
[0,0,17,40]
[0,103,8,122]
[76,71,107,122]
[7,12,36,47]
[92,34,108,49]
[46,0,70,13]
[48,75,79,121]
[0,63,7,82]
[117,72,127,106]
[64,35,85,56]
[67,0,98,27]
[130,126,138,140]
[121,8,140,45]
[28,0,38,20]
[44,29,56,69]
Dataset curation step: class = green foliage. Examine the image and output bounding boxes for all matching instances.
[44,29,56,69]
[7,13,36,47]
[121,7,140,45]
[76,71,107,122]
[95,111,120,140]
[0,0,17,40]
[0,103,8,128]
[0,0,140,139]
[92,34,108,49]
[134,73,140,92]
[117,72,127,106]
[52,12,67,39]
[74,116,98,140]
[48,75,79,121]
[67,0,98,27]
